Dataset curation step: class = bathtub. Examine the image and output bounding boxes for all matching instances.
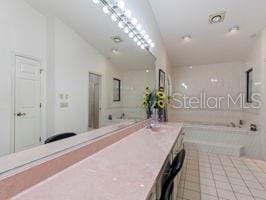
[181,121,261,158]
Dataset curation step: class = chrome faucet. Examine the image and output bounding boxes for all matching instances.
[230,122,236,127]
[147,118,156,129]
[120,113,125,119]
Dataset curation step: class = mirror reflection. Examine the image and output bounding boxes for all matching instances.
[0,0,155,158]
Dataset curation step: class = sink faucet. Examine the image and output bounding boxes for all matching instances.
[230,122,236,127]
[147,118,156,129]
[120,113,125,119]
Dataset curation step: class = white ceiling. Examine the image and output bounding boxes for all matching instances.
[25,0,156,71]
[149,0,266,67]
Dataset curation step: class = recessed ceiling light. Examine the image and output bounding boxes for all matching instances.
[111,36,123,43]
[229,26,240,33]
[182,35,192,41]
[111,49,119,54]
[146,69,150,73]
[209,12,226,24]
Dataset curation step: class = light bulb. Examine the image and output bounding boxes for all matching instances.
[117,1,125,9]
[150,43,155,48]
[103,6,110,14]
[144,34,149,40]
[141,44,145,49]
[118,21,125,29]
[111,14,117,22]
[137,41,141,46]
[125,9,132,18]
[182,35,191,41]
[131,18,138,25]
[133,37,138,42]
[141,29,146,36]
[124,27,129,34]
[148,39,152,44]
[129,32,134,38]
[136,24,142,31]
[92,0,100,4]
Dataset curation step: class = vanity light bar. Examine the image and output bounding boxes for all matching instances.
[92,0,155,50]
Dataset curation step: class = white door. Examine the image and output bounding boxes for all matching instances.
[14,56,41,152]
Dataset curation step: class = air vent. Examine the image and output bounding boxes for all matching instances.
[209,12,226,24]
[111,36,123,43]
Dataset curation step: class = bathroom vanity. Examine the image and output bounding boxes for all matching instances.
[0,122,184,200]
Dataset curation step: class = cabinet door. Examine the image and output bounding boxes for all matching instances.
[147,186,157,200]
[156,155,172,198]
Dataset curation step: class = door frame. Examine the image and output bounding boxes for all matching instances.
[10,52,46,153]
[88,71,103,129]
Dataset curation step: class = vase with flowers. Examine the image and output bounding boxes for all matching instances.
[142,87,166,121]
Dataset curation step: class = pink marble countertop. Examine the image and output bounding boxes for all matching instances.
[13,123,183,200]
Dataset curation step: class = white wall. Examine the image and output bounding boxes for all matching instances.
[122,69,155,119]
[0,0,47,156]
[242,33,264,128]
[169,62,243,123]
[243,29,266,160]
[101,60,124,126]
[50,19,107,135]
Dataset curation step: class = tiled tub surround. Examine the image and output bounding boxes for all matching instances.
[177,150,266,200]
[183,123,261,159]
[12,123,183,200]
[0,120,148,199]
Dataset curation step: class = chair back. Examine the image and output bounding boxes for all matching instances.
[44,132,77,144]
[160,149,186,200]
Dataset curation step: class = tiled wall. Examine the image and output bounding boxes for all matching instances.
[169,62,244,124]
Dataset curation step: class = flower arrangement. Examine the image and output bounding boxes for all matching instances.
[142,87,166,120]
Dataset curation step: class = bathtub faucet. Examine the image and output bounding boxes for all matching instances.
[230,122,236,127]
[120,113,125,119]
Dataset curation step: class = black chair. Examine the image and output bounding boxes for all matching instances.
[44,132,77,144]
[160,149,186,200]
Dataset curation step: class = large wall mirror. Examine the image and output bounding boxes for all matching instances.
[0,0,155,172]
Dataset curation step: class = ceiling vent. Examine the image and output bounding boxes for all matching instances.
[111,36,123,43]
[209,12,226,24]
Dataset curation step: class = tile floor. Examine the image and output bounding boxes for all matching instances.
[177,151,266,200]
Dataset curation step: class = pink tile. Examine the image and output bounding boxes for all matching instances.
[217,189,237,200]
[183,189,201,200]
[200,185,217,196]
[215,181,232,191]
[232,185,252,195]
[235,193,255,200]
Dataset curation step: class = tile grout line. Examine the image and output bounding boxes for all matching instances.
[181,149,189,200]
[218,155,238,200]
[245,158,266,189]
[183,151,201,200]
[197,151,202,200]
[235,157,264,199]
[207,152,220,200]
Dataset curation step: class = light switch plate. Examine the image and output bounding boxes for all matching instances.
[60,102,68,108]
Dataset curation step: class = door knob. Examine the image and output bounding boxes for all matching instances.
[17,112,26,117]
